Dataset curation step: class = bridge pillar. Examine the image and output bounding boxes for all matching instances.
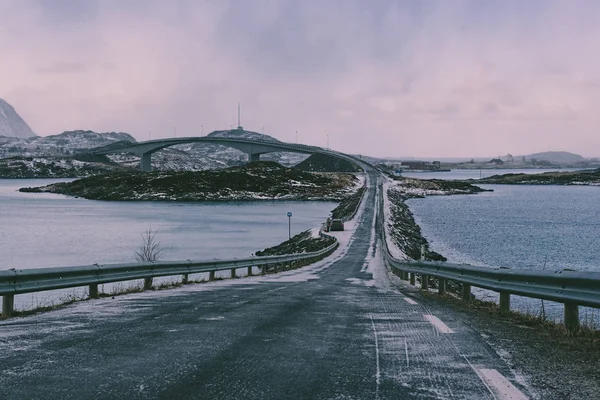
[248,153,261,163]
[140,152,152,172]
[421,275,429,290]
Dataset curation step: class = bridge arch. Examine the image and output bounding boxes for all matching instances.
[92,130,364,172]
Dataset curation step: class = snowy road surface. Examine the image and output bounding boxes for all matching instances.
[0,170,532,399]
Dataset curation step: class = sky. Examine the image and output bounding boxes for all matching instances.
[1,0,600,158]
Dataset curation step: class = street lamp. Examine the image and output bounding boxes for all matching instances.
[287,211,292,240]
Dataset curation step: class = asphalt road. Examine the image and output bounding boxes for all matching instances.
[0,172,532,399]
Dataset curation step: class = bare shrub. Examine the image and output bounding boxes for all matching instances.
[135,226,164,263]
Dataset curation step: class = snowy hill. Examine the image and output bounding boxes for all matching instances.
[522,151,585,164]
[0,130,136,158]
[0,99,36,138]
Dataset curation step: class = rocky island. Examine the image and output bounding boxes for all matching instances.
[475,168,600,185]
[19,161,362,201]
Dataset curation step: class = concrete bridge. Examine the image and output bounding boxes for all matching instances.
[92,129,362,172]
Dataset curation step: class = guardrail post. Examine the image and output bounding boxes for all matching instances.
[89,284,99,299]
[438,279,446,295]
[261,266,266,275]
[209,271,215,281]
[144,277,153,290]
[564,303,580,331]
[421,275,429,290]
[230,268,236,279]
[182,274,189,284]
[410,273,416,286]
[2,294,14,317]
[462,284,471,302]
[499,292,510,314]
[247,266,253,276]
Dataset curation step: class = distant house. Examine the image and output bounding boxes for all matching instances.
[488,158,504,165]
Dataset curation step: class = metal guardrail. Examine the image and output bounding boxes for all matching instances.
[378,183,600,330]
[1,241,338,317]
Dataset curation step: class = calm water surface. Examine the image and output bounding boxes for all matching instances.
[406,185,600,272]
[0,179,337,270]
[403,169,600,321]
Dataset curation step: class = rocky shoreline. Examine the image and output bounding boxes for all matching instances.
[255,229,335,256]
[385,177,488,262]
[19,161,361,202]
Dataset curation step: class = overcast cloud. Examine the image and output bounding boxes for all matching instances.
[1,0,599,158]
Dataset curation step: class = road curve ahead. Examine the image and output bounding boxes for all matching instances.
[0,170,531,399]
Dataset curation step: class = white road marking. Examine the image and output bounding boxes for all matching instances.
[404,338,409,368]
[423,314,454,333]
[478,368,529,400]
[403,297,418,305]
[369,315,381,399]
[203,316,225,321]
[462,355,496,398]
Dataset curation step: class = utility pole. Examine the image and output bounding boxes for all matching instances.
[201,124,203,135]
[296,130,298,143]
[327,134,329,150]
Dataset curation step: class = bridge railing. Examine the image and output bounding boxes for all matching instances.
[0,241,338,318]
[377,184,600,330]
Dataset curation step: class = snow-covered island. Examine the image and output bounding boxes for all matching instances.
[19,161,362,202]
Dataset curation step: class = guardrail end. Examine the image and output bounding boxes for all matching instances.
[2,294,14,318]
[564,303,580,331]
[143,277,153,290]
[499,292,510,314]
[462,284,471,302]
[89,284,99,299]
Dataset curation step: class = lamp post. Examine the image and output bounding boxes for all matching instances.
[287,211,292,240]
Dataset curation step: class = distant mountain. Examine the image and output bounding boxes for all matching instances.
[0,130,136,158]
[522,151,585,164]
[0,99,36,138]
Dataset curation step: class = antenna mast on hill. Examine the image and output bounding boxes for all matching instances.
[237,103,242,130]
